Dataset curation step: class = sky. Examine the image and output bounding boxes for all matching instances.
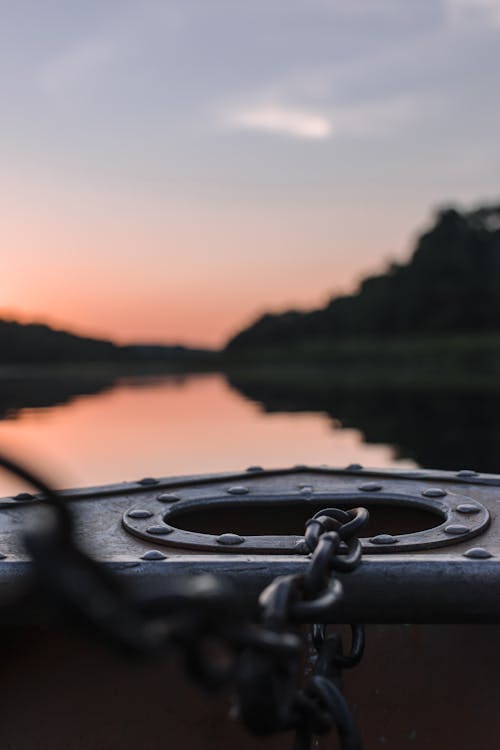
[1,0,500,348]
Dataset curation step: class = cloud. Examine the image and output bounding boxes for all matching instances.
[222,92,425,142]
[39,37,116,94]
[225,105,333,140]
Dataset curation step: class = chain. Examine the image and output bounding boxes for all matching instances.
[240,506,368,749]
[0,453,369,749]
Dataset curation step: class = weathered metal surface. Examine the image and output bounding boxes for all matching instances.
[122,486,488,553]
[2,465,500,622]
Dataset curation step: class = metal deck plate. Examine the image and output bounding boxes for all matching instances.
[2,465,500,622]
[122,480,489,553]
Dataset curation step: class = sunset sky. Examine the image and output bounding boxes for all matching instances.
[2,0,500,347]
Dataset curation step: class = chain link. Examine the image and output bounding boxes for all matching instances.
[0,452,369,750]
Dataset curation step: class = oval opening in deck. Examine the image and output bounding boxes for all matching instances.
[165,497,444,538]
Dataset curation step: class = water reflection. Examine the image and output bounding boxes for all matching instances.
[0,372,116,420]
[227,371,500,473]
[0,371,411,494]
[0,366,498,495]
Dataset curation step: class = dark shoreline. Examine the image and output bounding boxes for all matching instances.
[2,331,500,388]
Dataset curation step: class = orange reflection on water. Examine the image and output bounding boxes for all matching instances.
[0,373,415,495]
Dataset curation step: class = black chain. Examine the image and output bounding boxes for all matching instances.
[0,452,369,749]
[240,506,368,748]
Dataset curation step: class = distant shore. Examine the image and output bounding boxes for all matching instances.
[2,332,500,390]
[0,357,221,380]
[223,331,500,368]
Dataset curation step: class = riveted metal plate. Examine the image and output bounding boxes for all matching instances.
[3,465,500,623]
[122,478,490,554]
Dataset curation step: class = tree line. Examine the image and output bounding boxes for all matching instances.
[0,319,214,365]
[226,204,500,350]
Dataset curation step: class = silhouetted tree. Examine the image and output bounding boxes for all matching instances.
[226,204,500,349]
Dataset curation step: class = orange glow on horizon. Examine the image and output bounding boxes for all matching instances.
[1,177,407,347]
[0,257,362,348]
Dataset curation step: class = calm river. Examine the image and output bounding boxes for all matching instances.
[0,371,417,495]
[1,368,499,496]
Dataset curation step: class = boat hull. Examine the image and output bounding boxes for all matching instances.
[1,465,499,748]
[0,623,497,749]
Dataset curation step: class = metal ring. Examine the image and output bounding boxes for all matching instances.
[259,574,302,625]
[306,675,362,750]
[314,507,369,541]
[333,624,365,668]
[303,533,340,596]
[123,487,490,554]
[291,578,344,622]
[330,538,362,572]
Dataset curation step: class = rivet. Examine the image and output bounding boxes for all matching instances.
[13,492,33,501]
[456,503,481,514]
[294,464,308,470]
[226,486,249,495]
[422,488,447,498]
[346,463,363,471]
[444,524,469,535]
[370,534,398,545]
[138,477,159,486]
[456,470,479,478]
[127,509,154,519]
[146,525,174,535]
[359,482,382,492]
[157,493,181,503]
[140,550,167,560]
[463,547,492,559]
[246,466,263,473]
[299,486,313,495]
[216,533,245,545]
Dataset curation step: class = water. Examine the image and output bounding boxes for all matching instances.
[2,367,500,496]
[0,371,416,495]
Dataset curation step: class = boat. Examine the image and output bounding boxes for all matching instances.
[1,461,499,749]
